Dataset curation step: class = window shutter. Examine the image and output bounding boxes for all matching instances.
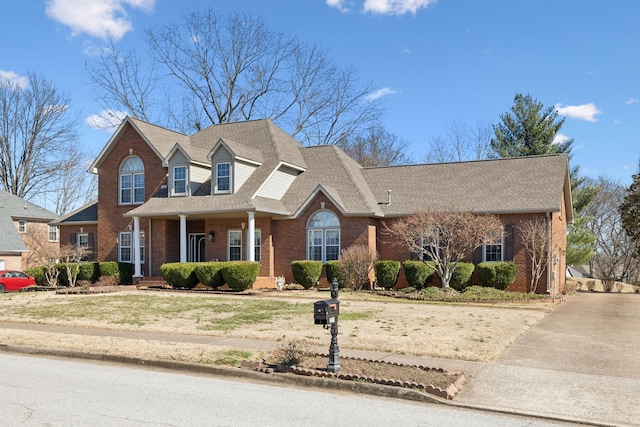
[505,225,515,261]
[88,233,95,260]
[70,233,77,244]
[473,246,483,264]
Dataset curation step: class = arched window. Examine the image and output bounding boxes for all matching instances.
[119,156,144,204]
[307,210,340,262]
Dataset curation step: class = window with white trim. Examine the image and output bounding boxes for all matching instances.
[254,229,261,262]
[483,229,504,262]
[173,165,187,195]
[307,210,340,263]
[216,162,231,193]
[18,220,27,233]
[119,231,145,263]
[119,156,145,205]
[48,225,59,242]
[228,230,242,261]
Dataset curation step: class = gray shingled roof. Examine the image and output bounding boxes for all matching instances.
[362,154,571,217]
[113,117,571,221]
[51,200,98,225]
[0,190,57,252]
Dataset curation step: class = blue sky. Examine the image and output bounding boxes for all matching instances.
[2,0,639,186]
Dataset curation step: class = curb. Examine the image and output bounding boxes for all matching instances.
[0,344,448,405]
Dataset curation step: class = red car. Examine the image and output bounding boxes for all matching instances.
[0,270,36,292]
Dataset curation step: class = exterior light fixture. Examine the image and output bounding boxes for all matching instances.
[208,231,215,242]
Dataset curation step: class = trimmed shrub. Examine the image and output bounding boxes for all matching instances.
[99,262,120,279]
[375,260,401,289]
[194,262,227,287]
[325,260,346,288]
[118,262,134,285]
[402,260,434,290]
[221,261,260,291]
[449,262,475,291]
[56,263,80,286]
[77,262,100,283]
[291,260,322,289]
[477,262,516,290]
[24,266,45,286]
[160,262,199,288]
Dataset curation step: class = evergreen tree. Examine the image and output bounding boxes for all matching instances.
[492,93,599,266]
[620,161,640,254]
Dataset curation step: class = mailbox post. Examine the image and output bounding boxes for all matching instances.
[313,278,340,373]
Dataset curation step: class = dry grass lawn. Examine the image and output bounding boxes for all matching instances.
[0,288,562,366]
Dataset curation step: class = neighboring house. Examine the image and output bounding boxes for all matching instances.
[0,190,59,270]
[50,200,98,261]
[55,116,573,294]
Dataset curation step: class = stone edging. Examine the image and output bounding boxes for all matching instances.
[249,354,467,400]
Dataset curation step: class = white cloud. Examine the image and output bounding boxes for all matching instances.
[327,0,436,15]
[555,102,602,122]
[45,0,155,40]
[363,0,437,15]
[553,133,571,145]
[365,87,398,101]
[626,97,639,105]
[326,0,350,13]
[85,109,128,131]
[0,70,29,88]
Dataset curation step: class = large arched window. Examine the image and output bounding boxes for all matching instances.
[307,210,340,262]
[119,156,145,205]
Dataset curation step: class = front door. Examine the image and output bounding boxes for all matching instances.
[188,233,206,262]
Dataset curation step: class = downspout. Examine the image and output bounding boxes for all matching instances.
[546,212,552,295]
[148,219,152,277]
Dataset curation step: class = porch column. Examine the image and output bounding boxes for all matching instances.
[247,211,255,262]
[133,216,142,278]
[179,215,187,263]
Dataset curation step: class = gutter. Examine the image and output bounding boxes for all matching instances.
[546,212,553,295]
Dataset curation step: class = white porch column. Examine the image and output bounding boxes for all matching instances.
[247,211,255,262]
[133,216,142,278]
[179,215,187,263]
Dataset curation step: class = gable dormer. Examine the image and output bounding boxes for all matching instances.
[207,138,262,195]
[163,144,210,197]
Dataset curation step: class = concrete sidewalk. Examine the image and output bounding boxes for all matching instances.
[1,292,638,426]
[455,292,640,426]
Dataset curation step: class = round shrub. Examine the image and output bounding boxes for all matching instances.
[77,262,99,283]
[118,262,134,285]
[478,262,516,290]
[221,261,260,291]
[99,262,120,278]
[291,260,322,289]
[24,266,45,286]
[375,260,401,289]
[449,262,475,291]
[325,260,346,288]
[402,260,434,290]
[160,262,199,288]
[194,262,227,287]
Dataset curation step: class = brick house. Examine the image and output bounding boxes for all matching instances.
[0,190,59,271]
[55,116,573,294]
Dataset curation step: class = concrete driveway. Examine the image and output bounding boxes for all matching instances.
[456,292,640,426]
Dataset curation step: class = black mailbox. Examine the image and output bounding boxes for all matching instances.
[314,299,340,325]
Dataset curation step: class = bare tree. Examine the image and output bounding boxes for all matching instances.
[0,73,79,201]
[386,210,502,288]
[518,217,551,293]
[45,146,97,215]
[86,37,158,126]
[87,8,383,146]
[584,177,640,282]
[58,243,91,288]
[425,119,492,163]
[339,244,378,290]
[336,126,411,167]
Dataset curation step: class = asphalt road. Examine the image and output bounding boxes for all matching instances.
[0,353,571,426]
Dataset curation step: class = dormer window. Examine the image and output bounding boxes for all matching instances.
[173,166,187,195]
[216,162,231,193]
[119,156,144,205]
